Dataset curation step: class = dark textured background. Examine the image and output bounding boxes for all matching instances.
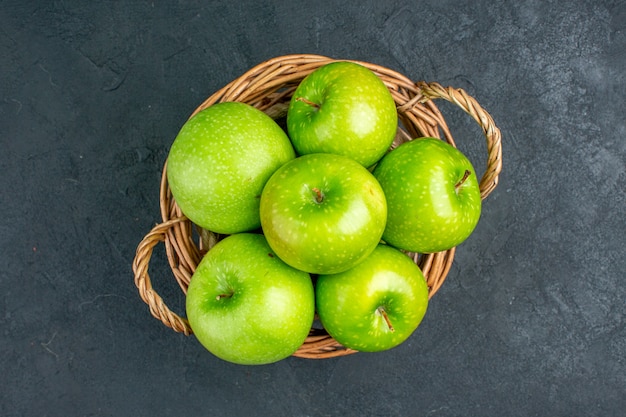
[2,1,625,416]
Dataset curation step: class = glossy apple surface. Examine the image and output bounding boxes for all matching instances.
[185,233,315,365]
[167,101,295,234]
[260,153,387,274]
[315,244,429,352]
[287,61,398,168]
[373,137,482,253]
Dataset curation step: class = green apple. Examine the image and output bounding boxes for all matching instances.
[315,244,429,352]
[167,101,295,234]
[185,233,315,365]
[259,153,387,274]
[286,61,398,168]
[372,137,481,253]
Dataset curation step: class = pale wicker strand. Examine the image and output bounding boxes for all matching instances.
[133,218,193,335]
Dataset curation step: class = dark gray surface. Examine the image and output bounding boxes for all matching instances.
[2,1,625,416]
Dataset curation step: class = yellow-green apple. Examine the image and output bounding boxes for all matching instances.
[315,244,429,352]
[260,153,387,274]
[373,137,481,253]
[286,61,398,168]
[167,102,295,234]
[185,233,315,365]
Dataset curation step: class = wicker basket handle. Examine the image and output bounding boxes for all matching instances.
[132,217,193,335]
[416,81,503,200]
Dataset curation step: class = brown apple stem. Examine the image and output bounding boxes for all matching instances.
[455,170,472,191]
[296,96,320,109]
[216,293,232,301]
[311,187,324,204]
[377,306,395,332]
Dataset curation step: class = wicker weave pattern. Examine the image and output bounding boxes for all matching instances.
[132,54,502,359]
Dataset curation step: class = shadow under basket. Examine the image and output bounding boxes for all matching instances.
[132,54,503,359]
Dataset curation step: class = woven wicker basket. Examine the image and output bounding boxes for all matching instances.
[132,54,502,359]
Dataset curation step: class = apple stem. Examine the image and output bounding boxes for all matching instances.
[296,96,320,110]
[377,306,395,332]
[311,187,324,204]
[216,293,232,301]
[455,170,472,191]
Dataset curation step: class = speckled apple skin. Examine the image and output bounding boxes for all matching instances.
[316,244,429,352]
[287,61,398,168]
[373,137,482,253]
[260,153,387,275]
[186,233,314,365]
[167,102,295,234]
